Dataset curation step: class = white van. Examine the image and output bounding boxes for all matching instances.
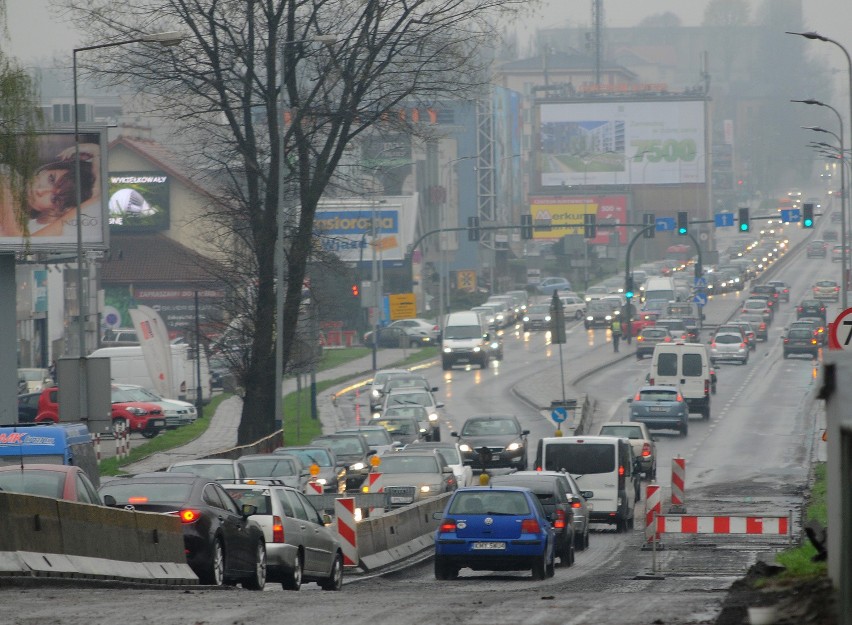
[534,435,639,532]
[441,311,491,370]
[649,341,712,419]
[642,276,676,304]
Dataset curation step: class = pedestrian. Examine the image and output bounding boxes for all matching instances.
[611,318,621,352]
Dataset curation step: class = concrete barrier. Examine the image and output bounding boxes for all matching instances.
[0,492,196,584]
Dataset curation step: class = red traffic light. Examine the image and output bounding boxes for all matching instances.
[351,284,360,297]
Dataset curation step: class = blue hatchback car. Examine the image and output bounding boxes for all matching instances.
[433,486,556,580]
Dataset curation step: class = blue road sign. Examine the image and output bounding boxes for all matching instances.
[714,212,735,227]
[694,276,707,289]
[780,208,801,223]
[693,292,708,306]
[551,407,568,424]
[656,217,676,232]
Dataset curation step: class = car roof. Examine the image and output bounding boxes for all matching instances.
[0,463,81,474]
[171,459,235,465]
[637,385,681,392]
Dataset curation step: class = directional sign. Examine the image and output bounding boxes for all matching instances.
[551,407,568,424]
[693,292,708,306]
[714,212,735,227]
[656,217,676,232]
[829,307,852,350]
[694,276,707,289]
[780,208,801,223]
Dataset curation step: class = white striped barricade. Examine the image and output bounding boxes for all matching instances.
[643,484,661,548]
[670,456,686,513]
[306,480,323,495]
[362,472,384,516]
[334,497,359,567]
[656,513,793,544]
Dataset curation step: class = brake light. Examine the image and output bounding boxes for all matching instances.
[439,520,457,533]
[128,496,149,504]
[571,500,582,509]
[740,343,746,349]
[836,287,840,292]
[272,515,285,543]
[179,509,202,524]
[642,442,652,458]
[648,377,654,385]
[664,336,671,342]
[704,380,710,396]
[618,465,625,476]
[553,509,566,530]
[760,323,766,331]
[676,393,684,402]
[521,519,541,533]
[637,336,644,341]
[784,338,789,344]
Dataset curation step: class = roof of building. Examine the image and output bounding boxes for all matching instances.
[101,232,220,284]
[498,51,637,79]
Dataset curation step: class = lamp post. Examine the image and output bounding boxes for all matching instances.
[801,120,848,309]
[72,31,184,423]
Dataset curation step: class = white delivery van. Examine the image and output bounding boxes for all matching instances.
[649,341,712,419]
[441,311,491,370]
[534,435,639,532]
[642,276,676,304]
[89,343,211,403]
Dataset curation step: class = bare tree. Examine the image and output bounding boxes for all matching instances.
[61,0,524,443]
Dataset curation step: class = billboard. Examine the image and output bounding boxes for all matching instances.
[536,100,706,188]
[108,172,170,231]
[315,196,418,265]
[0,130,108,250]
[529,195,627,244]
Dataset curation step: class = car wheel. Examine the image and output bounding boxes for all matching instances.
[442,360,452,371]
[575,310,583,320]
[410,340,420,348]
[200,537,225,586]
[681,421,688,436]
[584,528,590,549]
[615,517,627,533]
[743,356,749,365]
[702,404,710,420]
[546,553,556,577]
[434,556,458,580]
[584,322,590,330]
[320,553,344,591]
[558,540,574,567]
[141,429,159,439]
[480,357,488,369]
[531,553,548,580]
[243,540,267,590]
[497,351,504,361]
[282,552,303,590]
[575,527,587,551]
[627,514,635,530]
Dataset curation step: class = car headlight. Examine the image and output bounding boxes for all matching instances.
[522,316,530,322]
[420,485,433,493]
[125,406,147,416]
[473,346,481,352]
[544,315,551,322]
[506,442,522,451]
[371,389,381,398]
[443,347,452,353]
[586,316,593,321]
[428,412,439,422]
[349,462,365,471]
[605,315,612,321]
[419,427,428,433]
[372,412,381,419]
[459,443,472,452]
[315,478,327,485]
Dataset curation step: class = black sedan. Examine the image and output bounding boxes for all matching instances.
[797,299,827,323]
[99,474,267,589]
[451,414,529,469]
[363,326,431,348]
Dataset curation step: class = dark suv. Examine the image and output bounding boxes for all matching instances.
[783,327,819,359]
[310,433,376,491]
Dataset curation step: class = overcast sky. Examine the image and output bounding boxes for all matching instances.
[6,0,852,67]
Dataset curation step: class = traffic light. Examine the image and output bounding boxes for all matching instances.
[677,211,688,235]
[468,216,480,241]
[803,203,814,228]
[549,292,566,344]
[351,284,359,297]
[520,214,533,240]
[625,276,635,300]
[583,213,597,239]
[643,213,656,238]
[738,207,750,232]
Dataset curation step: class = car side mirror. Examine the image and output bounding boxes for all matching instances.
[522,429,530,436]
[581,490,594,500]
[432,511,444,520]
[431,387,439,392]
[392,441,403,449]
[367,449,377,456]
[626,398,633,403]
[241,503,258,518]
[451,431,459,438]
[102,494,116,507]
[436,402,445,409]
[322,513,333,526]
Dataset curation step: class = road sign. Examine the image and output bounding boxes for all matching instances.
[656,217,676,232]
[693,292,708,306]
[551,407,568,424]
[780,208,801,223]
[714,212,735,227]
[828,307,852,350]
[694,276,707,289]
[388,293,416,321]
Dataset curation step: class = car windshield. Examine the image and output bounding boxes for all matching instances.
[383,406,427,420]
[223,487,272,514]
[340,429,390,446]
[443,325,483,340]
[384,378,427,392]
[816,281,836,287]
[788,329,813,339]
[599,425,645,439]
[113,387,161,402]
[642,329,668,338]
[100,482,193,505]
[387,392,431,408]
[415,446,461,464]
[448,491,531,515]
[169,462,236,480]
[379,455,440,474]
[528,304,550,314]
[639,389,679,402]
[18,370,47,382]
[461,418,519,436]
[237,458,298,477]
[314,437,364,455]
[0,470,65,498]
[375,418,417,435]
[543,443,614,474]
[715,334,742,344]
[283,449,332,467]
[744,301,765,309]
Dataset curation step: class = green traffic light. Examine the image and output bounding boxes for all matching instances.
[625,291,634,299]
[804,218,813,227]
[678,228,687,235]
[739,223,749,232]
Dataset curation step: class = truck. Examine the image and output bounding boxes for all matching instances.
[0,422,100,486]
[88,343,211,403]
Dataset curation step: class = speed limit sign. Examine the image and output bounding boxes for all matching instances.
[828,307,852,350]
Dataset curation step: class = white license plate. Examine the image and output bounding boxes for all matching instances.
[390,496,412,504]
[472,542,506,550]
[491,454,501,461]
[153,420,166,426]
[649,407,668,413]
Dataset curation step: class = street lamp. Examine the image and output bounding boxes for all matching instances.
[72,31,184,422]
[801,118,848,308]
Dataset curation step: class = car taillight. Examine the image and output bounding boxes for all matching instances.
[760,323,766,330]
[664,336,671,342]
[571,500,582,509]
[784,338,789,344]
[836,287,840,292]
[618,465,625,476]
[676,393,684,402]
[740,343,746,349]
[704,380,709,396]
[642,442,652,457]
[637,336,644,341]
[272,515,285,543]
[179,509,202,524]
[439,520,457,533]
[797,307,802,313]
[521,519,541,534]
[648,377,654,385]
[553,509,566,529]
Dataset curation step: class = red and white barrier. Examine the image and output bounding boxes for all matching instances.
[670,456,686,512]
[364,473,383,492]
[306,481,323,495]
[334,497,358,567]
[644,484,661,544]
[656,514,790,536]
[124,428,131,456]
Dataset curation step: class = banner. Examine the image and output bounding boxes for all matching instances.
[108,172,170,231]
[529,195,627,244]
[129,305,174,398]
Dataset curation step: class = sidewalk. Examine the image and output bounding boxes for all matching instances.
[123,348,429,474]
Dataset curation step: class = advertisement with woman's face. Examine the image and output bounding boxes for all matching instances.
[0,131,107,249]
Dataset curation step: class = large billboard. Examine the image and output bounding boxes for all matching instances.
[0,130,108,250]
[108,172,170,231]
[315,196,418,265]
[536,100,706,188]
[530,195,627,244]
